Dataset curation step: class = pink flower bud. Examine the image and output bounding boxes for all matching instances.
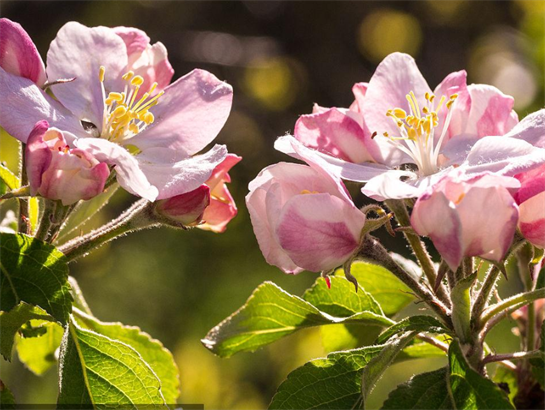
[198,154,241,233]
[153,185,211,227]
[411,171,519,271]
[513,164,545,248]
[26,121,110,205]
[246,161,366,274]
[0,18,46,86]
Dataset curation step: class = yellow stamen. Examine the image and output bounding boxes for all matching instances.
[99,66,106,83]
[122,71,134,81]
[131,75,144,87]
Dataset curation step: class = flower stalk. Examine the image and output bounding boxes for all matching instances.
[59,199,158,262]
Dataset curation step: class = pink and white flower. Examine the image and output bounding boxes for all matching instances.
[26,121,109,206]
[276,53,545,201]
[246,159,366,274]
[513,164,545,248]
[410,171,519,270]
[198,154,241,233]
[153,185,211,227]
[0,20,233,202]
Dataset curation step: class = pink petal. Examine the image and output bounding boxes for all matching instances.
[455,178,518,262]
[465,85,518,137]
[129,69,233,156]
[519,191,545,249]
[514,163,545,204]
[276,193,365,272]
[137,144,228,200]
[113,27,173,95]
[25,121,52,195]
[362,53,432,139]
[294,107,378,163]
[433,70,470,140]
[0,67,85,142]
[361,170,432,201]
[0,18,46,86]
[350,82,368,113]
[113,26,150,57]
[46,22,128,130]
[507,109,545,149]
[463,136,545,177]
[274,135,389,184]
[246,183,302,274]
[155,185,210,226]
[411,190,463,270]
[200,192,238,233]
[205,153,241,193]
[74,137,158,201]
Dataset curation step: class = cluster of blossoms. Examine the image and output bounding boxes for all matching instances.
[0,18,239,234]
[248,52,545,275]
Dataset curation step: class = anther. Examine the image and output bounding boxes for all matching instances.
[131,76,144,87]
[99,66,106,83]
[122,71,134,81]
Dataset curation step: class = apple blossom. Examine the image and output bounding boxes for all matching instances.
[246,161,366,274]
[152,154,241,231]
[276,53,545,201]
[410,171,519,271]
[198,154,241,233]
[513,164,545,248]
[0,20,233,202]
[153,185,211,227]
[26,121,109,206]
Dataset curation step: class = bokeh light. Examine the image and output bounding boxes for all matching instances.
[357,9,422,62]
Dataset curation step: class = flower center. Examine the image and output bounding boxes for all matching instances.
[98,66,164,142]
[382,91,458,176]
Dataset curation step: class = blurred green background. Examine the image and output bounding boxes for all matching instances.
[0,0,543,408]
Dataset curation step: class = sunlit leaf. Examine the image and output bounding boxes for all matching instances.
[0,163,20,191]
[57,319,167,407]
[492,367,518,403]
[0,302,53,360]
[269,345,384,410]
[0,233,72,324]
[529,320,545,387]
[16,320,64,375]
[28,197,39,235]
[202,281,393,358]
[376,316,450,344]
[74,309,180,403]
[337,262,415,316]
[361,332,418,404]
[382,367,453,409]
[448,339,514,409]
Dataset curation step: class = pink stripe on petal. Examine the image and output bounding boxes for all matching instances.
[0,18,46,86]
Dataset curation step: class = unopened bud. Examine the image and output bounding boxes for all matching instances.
[152,185,211,228]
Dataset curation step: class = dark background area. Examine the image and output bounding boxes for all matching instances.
[0,1,543,408]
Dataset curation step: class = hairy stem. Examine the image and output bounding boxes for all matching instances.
[481,288,545,326]
[482,350,542,365]
[471,266,500,323]
[385,199,450,307]
[59,199,157,262]
[359,235,452,327]
[34,200,56,242]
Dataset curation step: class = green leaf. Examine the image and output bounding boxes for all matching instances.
[0,233,72,324]
[304,276,384,316]
[202,282,393,358]
[74,309,180,403]
[337,262,415,316]
[269,345,384,410]
[450,273,476,344]
[57,184,119,241]
[0,379,16,408]
[0,302,53,360]
[16,320,64,375]
[448,339,514,409]
[492,367,518,403]
[320,324,382,352]
[361,331,418,404]
[0,163,20,191]
[382,367,453,409]
[529,320,545,387]
[395,341,446,362]
[57,319,167,408]
[376,316,449,344]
